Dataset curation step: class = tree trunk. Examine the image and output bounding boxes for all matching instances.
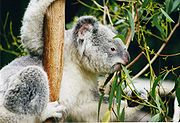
[43,0,65,102]
[43,0,65,122]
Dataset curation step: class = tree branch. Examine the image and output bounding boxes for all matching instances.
[132,22,179,80]
[127,51,144,68]
[43,0,65,102]
[125,3,137,48]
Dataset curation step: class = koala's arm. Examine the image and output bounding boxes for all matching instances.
[0,58,48,121]
[0,56,66,122]
[21,0,56,56]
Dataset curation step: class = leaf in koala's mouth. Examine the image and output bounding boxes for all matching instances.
[110,63,121,73]
[102,73,114,88]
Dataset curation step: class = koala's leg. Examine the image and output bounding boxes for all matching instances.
[0,105,37,123]
[3,66,49,115]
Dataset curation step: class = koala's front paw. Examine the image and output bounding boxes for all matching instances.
[4,66,49,115]
[40,101,67,122]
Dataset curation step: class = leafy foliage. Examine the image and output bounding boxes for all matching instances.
[1,0,179,122]
[77,0,180,122]
[0,13,27,57]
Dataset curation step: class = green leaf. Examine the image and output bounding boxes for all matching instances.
[98,94,104,121]
[156,94,165,112]
[150,113,162,122]
[165,0,173,14]
[114,19,125,25]
[109,74,117,110]
[119,107,125,121]
[152,14,166,37]
[160,8,175,23]
[175,77,180,106]
[127,10,135,40]
[121,65,137,91]
[151,75,162,98]
[103,73,114,87]
[114,34,125,42]
[171,0,180,13]
[142,0,150,8]
[102,110,111,122]
[159,95,166,111]
[116,84,122,119]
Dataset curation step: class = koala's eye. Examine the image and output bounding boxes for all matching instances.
[111,47,116,51]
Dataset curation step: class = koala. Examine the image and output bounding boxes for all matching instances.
[0,0,130,122]
[0,0,179,122]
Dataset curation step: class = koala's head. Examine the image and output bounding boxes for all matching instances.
[71,16,130,74]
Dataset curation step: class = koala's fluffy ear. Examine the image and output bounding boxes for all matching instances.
[73,16,98,43]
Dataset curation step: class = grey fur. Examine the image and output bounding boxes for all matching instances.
[4,66,49,115]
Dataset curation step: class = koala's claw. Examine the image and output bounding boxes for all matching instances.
[41,101,67,122]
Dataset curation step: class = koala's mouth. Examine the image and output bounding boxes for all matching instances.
[110,63,121,73]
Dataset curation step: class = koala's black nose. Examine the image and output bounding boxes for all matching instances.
[122,51,130,65]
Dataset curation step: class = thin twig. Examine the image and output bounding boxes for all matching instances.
[125,3,137,48]
[116,0,136,2]
[103,5,107,25]
[154,52,180,57]
[145,31,163,41]
[92,0,104,9]
[106,6,113,26]
[132,22,179,80]
[0,48,20,56]
[127,51,144,68]
[77,0,102,11]
[125,28,132,48]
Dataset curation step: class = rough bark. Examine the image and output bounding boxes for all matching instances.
[43,0,65,103]
[43,0,65,122]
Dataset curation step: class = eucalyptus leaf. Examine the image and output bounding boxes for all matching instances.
[121,65,137,92]
[160,8,175,23]
[115,19,125,25]
[102,110,111,122]
[116,84,122,119]
[157,94,165,111]
[165,0,173,14]
[152,14,166,37]
[171,0,180,13]
[103,73,114,87]
[114,34,125,42]
[142,0,149,8]
[150,113,162,122]
[127,10,135,40]
[151,75,162,98]
[119,107,125,121]
[98,94,104,121]
[109,74,117,110]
